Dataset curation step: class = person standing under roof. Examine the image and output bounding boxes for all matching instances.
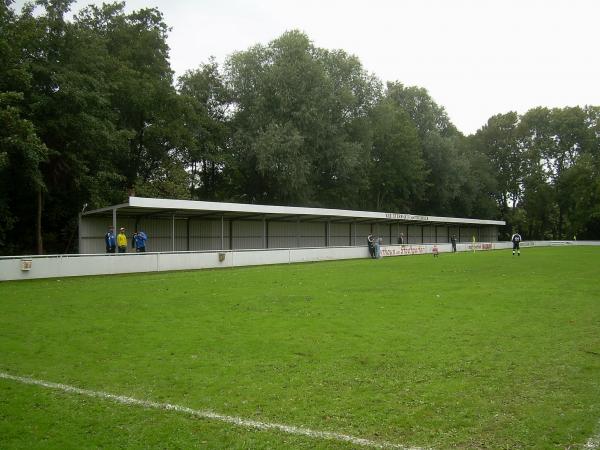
[117,227,128,253]
[105,226,116,253]
[133,230,148,252]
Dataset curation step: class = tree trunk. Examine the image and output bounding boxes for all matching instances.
[558,208,564,239]
[36,187,44,255]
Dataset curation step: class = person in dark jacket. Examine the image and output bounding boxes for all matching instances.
[511,232,522,256]
[133,230,148,252]
[367,233,375,258]
[105,226,116,253]
[451,235,457,253]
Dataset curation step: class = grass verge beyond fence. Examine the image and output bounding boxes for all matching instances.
[1,247,599,449]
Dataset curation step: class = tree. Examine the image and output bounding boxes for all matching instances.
[225,30,379,208]
[367,97,425,211]
[1,0,183,254]
[385,80,502,220]
[0,93,48,253]
[0,1,48,254]
[471,112,524,222]
[75,2,183,194]
[177,59,230,200]
[518,107,556,238]
[518,106,599,238]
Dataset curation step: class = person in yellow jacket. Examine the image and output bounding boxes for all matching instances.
[117,227,128,253]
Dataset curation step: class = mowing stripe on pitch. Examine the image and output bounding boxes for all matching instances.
[0,372,425,450]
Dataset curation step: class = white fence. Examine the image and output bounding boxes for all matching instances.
[1,240,598,282]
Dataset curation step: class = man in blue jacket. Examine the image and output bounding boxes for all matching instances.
[133,230,148,252]
[105,226,116,253]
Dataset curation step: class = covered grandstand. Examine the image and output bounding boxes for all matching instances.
[79,197,505,254]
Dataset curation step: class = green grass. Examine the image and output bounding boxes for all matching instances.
[1,247,600,449]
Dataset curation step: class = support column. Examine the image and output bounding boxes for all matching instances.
[263,216,267,249]
[77,213,82,254]
[171,214,175,252]
[112,208,117,232]
[187,218,190,251]
[221,215,224,250]
[349,223,351,246]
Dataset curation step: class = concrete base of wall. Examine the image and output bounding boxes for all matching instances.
[1,241,597,281]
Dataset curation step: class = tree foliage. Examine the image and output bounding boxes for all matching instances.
[1,2,599,255]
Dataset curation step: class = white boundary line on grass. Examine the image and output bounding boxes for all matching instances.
[586,431,600,449]
[0,372,425,450]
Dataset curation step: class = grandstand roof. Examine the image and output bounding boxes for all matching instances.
[82,197,505,226]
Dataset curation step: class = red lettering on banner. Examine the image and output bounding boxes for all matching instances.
[381,245,426,257]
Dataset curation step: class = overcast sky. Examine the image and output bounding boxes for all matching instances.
[16,0,600,135]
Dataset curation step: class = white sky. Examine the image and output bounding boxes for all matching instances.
[15,0,600,135]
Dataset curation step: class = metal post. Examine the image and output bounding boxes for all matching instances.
[263,216,267,249]
[221,215,224,250]
[112,208,117,232]
[187,218,190,251]
[172,214,175,252]
[77,213,82,254]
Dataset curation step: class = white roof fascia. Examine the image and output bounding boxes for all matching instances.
[128,197,505,226]
[81,202,130,216]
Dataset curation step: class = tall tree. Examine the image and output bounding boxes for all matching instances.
[367,97,425,211]
[177,59,230,200]
[544,107,589,237]
[0,1,51,254]
[225,30,379,208]
[471,112,524,223]
[75,2,182,195]
[1,0,183,253]
[385,82,476,216]
[518,107,556,238]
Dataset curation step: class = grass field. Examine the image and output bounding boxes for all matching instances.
[1,247,600,449]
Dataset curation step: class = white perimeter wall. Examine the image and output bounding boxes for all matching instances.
[2,240,599,282]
